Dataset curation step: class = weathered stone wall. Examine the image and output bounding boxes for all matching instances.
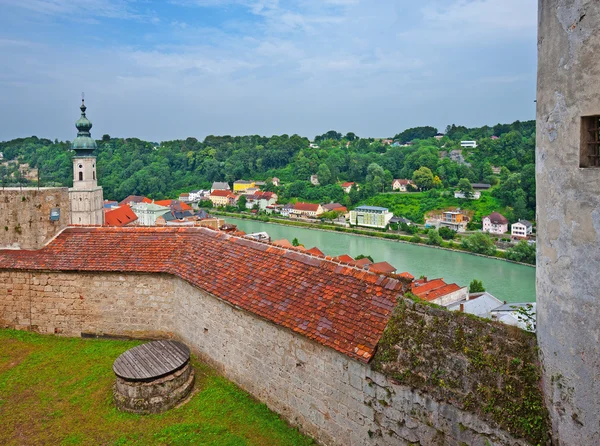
[0,270,533,445]
[0,188,70,249]
[537,1,600,444]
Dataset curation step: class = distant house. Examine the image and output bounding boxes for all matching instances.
[188,190,209,202]
[209,190,234,207]
[460,140,477,148]
[367,262,397,274]
[447,292,504,318]
[119,195,152,206]
[310,175,319,186]
[512,220,533,238]
[490,302,537,332]
[390,216,412,226]
[382,139,393,145]
[411,277,468,306]
[491,135,500,140]
[211,182,230,192]
[279,204,295,218]
[392,179,415,192]
[178,193,190,202]
[309,143,320,149]
[483,212,509,235]
[349,206,393,229]
[245,191,278,210]
[341,182,355,193]
[306,247,325,257]
[322,203,348,214]
[334,254,355,263]
[434,133,445,140]
[233,180,256,193]
[131,202,170,226]
[472,183,492,190]
[154,199,193,212]
[454,190,481,200]
[438,211,469,232]
[291,202,324,218]
[491,166,502,175]
[271,177,280,187]
[353,257,373,268]
[105,206,138,227]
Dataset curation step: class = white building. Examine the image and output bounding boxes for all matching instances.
[454,191,481,200]
[460,141,478,148]
[447,292,504,318]
[131,202,170,226]
[482,212,508,235]
[349,206,393,229]
[511,220,533,238]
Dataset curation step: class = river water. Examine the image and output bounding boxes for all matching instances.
[225,217,536,303]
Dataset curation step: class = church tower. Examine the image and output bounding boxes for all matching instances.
[69,99,104,225]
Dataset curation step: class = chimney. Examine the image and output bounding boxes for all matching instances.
[460,303,464,313]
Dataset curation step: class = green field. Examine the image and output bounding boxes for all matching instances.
[0,329,313,446]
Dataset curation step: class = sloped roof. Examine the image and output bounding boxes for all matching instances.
[154,200,193,211]
[334,254,355,263]
[323,203,346,212]
[119,195,151,206]
[104,206,138,227]
[210,190,232,198]
[0,227,406,362]
[211,182,230,190]
[368,262,397,274]
[354,258,373,267]
[294,202,320,212]
[485,212,508,225]
[306,247,325,257]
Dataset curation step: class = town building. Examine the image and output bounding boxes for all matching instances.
[271,177,280,187]
[290,202,323,218]
[310,175,319,186]
[472,183,492,190]
[349,206,393,229]
[120,195,151,206]
[447,292,504,319]
[511,220,533,238]
[392,179,415,192]
[438,211,468,232]
[434,133,445,140]
[340,182,355,193]
[131,202,170,226]
[482,212,508,235]
[245,191,278,210]
[69,99,104,225]
[460,140,477,148]
[209,190,233,207]
[178,193,190,202]
[454,191,481,200]
[233,180,256,193]
[322,203,348,214]
[411,278,468,306]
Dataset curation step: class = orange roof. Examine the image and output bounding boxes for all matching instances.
[153,199,193,211]
[418,284,462,302]
[399,272,415,280]
[354,258,373,267]
[294,202,320,212]
[368,262,397,274]
[119,195,151,206]
[104,206,138,227]
[341,182,354,187]
[210,190,231,197]
[273,239,293,248]
[411,278,447,296]
[0,227,405,362]
[334,254,354,263]
[306,247,325,257]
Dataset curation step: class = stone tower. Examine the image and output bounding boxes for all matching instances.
[537,1,600,443]
[69,99,104,225]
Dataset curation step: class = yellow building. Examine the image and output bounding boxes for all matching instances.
[233,180,255,192]
[209,190,232,207]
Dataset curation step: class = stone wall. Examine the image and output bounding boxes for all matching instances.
[537,1,600,444]
[0,269,534,445]
[0,188,70,249]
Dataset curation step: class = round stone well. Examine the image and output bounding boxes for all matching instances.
[113,340,195,414]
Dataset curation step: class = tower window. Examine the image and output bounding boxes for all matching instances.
[79,172,83,181]
[93,171,96,180]
[581,116,600,167]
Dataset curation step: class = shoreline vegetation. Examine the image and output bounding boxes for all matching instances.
[212,210,536,268]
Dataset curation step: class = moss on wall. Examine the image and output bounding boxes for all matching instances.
[372,297,549,445]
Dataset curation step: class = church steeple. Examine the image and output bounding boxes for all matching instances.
[72,98,97,157]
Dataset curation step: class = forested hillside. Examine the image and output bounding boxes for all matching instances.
[0,120,535,221]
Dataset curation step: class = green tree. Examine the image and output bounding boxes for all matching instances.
[438,226,456,240]
[237,194,247,211]
[292,237,300,247]
[412,167,434,190]
[461,232,497,256]
[506,240,536,265]
[317,163,332,185]
[457,178,474,199]
[426,229,443,246]
[355,254,374,262]
[469,279,485,293]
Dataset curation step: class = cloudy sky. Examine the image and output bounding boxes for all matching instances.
[0,0,537,142]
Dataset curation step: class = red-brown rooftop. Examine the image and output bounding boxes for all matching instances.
[0,227,406,363]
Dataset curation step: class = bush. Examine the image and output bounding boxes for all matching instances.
[469,279,485,293]
[426,229,443,246]
[505,240,536,264]
[438,226,456,240]
[410,235,422,243]
[461,232,497,256]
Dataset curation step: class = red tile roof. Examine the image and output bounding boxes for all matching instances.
[119,195,152,206]
[354,258,373,267]
[154,200,193,211]
[334,254,355,263]
[411,278,447,295]
[341,182,354,187]
[399,272,415,280]
[104,206,138,227]
[306,247,325,257]
[210,190,232,197]
[417,284,462,302]
[0,227,406,362]
[294,202,320,212]
[485,212,508,225]
[273,239,294,248]
[368,262,397,274]
[411,278,463,301]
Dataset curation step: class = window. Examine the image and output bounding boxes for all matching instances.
[93,171,96,180]
[79,172,83,181]
[581,116,600,167]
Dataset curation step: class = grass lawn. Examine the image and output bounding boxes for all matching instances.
[0,329,314,446]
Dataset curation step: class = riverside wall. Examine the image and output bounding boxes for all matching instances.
[0,269,537,445]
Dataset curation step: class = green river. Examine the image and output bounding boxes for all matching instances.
[225,217,536,303]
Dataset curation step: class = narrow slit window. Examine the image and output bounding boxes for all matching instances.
[79,171,83,181]
[93,171,96,180]
[581,116,600,167]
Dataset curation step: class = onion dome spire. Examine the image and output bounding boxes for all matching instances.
[72,97,97,156]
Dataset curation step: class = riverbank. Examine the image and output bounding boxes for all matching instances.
[210,210,535,268]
